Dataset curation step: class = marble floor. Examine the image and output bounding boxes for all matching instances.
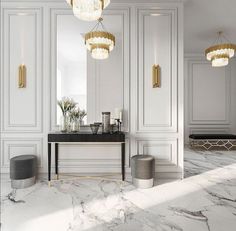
[1,148,236,231]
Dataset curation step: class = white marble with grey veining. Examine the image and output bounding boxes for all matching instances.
[1,147,236,231]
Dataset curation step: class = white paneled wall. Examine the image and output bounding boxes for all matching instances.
[1,0,183,179]
[184,56,236,143]
[2,7,43,132]
[133,5,183,179]
[137,8,178,132]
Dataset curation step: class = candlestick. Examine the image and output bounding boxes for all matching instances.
[115,118,122,133]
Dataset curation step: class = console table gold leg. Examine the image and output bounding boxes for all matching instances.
[48,181,51,187]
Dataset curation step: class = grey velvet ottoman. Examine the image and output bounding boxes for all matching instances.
[10,155,37,189]
[131,155,155,188]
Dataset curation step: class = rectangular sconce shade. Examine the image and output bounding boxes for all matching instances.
[152,64,160,88]
[18,64,26,88]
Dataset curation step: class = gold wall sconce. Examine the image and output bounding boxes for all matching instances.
[18,64,26,88]
[152,64,161,88]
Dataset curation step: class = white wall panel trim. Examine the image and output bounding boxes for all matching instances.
[1,137,44,168]
[187,59,231,125]
[135,138,179,168]
[136,7,178,132]
[1,7,43,133]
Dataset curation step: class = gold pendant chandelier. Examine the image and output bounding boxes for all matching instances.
[205,32,236,67]
[66,0,110,21]
[85,18,115,60]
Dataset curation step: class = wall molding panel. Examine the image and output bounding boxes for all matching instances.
[187,59,230,125]
[136,139,179,171]
[136,7,178,133]
[185,56,236,144]
[1,138,43,170]
[1,6,43,133]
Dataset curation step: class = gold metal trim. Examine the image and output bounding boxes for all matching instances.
[18,64,26,88]
[100,0,104,10]
[205,43,236,56]
[152,64,160,88]
[85,31,115,45]
[91,44,110,51]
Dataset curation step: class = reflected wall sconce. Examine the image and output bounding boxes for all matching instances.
[18,64,26,88]
[152,64,160,88]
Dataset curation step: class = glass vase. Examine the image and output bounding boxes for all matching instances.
[60,115,69,132]
[79,119,84,126]
[71,119,80,132]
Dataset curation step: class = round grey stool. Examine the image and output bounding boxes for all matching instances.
[131,155,155,189]
[10,155,37,189]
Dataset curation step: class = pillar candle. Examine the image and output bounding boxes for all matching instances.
[114,108,122,120]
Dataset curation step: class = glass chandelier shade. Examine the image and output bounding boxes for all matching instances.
[205,32,236,67]
[85,19,115,60]
[66,0,110,21]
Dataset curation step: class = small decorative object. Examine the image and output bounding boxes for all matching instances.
[66,0,110,22]
[69,108,80,132]
[115,119,122,133]
[79,109,87,126]
[114,108,123,133]
[102,112,110,133]
[18,64,26,88]
[110,117,115,125]
[152,64,161,88]
[205,31,236,67]
[114,108,122,121]
[90,123,100,134]
[110,124,118,134]
[110,117,116,134]
[85,17,115,59]
[57,97,77,132]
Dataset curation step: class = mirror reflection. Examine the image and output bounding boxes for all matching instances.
[57,14,123,127]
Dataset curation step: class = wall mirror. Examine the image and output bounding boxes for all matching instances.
[56,12,124,126]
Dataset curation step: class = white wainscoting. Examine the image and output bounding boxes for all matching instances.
[184,56,236,143]
[55,141,129,173]
[1,138,43,172]
[1,0,183,179]
[136,139,180,172]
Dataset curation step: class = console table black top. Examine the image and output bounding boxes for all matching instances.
[48,132,125,143]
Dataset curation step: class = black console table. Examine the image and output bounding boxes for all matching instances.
[48,132,125,185]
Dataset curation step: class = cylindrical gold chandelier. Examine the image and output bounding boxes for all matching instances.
[66,0,110,21]
[85,18,115,59]
[205,32,236,67]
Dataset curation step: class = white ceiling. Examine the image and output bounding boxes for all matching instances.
[184,0,236,54]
